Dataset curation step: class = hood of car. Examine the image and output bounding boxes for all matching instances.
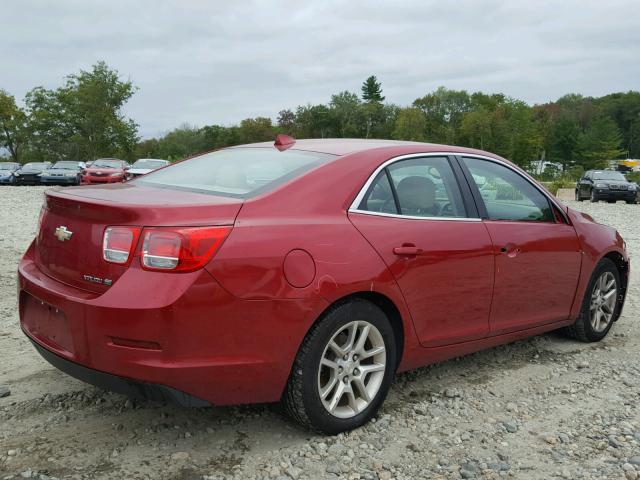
[128,168,152,175]
[593,179,631,186]
[43,169,79,174]
[86,167,123,173]
[17,168,45,174]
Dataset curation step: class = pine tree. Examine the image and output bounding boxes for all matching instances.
[361,76,385,103]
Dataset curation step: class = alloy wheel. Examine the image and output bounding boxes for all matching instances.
[590,271,617,333]
[317,320,386,419]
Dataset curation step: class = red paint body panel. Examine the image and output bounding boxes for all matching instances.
[18,139,629,406]
[349,213,494,347]
[483,221,582,334]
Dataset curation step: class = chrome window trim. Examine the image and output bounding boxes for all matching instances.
[349,209,482,222]
[348,152,471,220]
[348,151,569,224]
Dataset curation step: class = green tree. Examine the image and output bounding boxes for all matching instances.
[329,91,363,137]
[277,109,296,132]
[576,114,625,169]
[26,61,138,161]
[361,75,385,103]
[238,117,276,143]
[393,107,427,141]
[413,87,471,144]
[0,90,28,162]
[547,116,580,171]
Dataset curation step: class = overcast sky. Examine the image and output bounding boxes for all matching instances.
[1,0,639,138]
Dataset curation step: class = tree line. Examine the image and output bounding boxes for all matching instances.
[1,62,639,178]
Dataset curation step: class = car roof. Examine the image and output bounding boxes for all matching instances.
[228,138,502,159]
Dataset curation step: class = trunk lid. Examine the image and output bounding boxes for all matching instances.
[35,183,242,293]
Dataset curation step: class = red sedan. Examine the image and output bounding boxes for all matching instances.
[19,137,628,433]
[80,158,130,184]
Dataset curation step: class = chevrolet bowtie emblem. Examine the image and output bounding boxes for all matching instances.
[54,226,73,242]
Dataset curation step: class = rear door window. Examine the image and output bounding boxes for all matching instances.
[358,156,468,218]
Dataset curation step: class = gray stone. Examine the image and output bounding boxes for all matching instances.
[503,420,518,433]
[0,385,10,398]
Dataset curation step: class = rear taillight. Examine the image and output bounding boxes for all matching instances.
[103,226,141,265]
[141,226,231,272]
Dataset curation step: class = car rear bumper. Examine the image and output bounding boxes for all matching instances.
[18,241,323,405]
[28,337,210,406]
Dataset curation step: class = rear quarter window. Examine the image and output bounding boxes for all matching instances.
[136,147,335,198]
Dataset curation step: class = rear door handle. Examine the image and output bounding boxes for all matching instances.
[393,244,423,256]
[499,245,521,257]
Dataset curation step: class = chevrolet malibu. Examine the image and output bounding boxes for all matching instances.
[19,137,628,433]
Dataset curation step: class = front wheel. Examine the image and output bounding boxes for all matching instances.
[590,190,598,202]
[282,299,396,434]
[575,190,584,202]
[564,258,621,342]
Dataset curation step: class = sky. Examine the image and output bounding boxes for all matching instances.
[1,0,639,138]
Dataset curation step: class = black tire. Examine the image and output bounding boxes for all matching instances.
[626,199,636,205]
[564,258,621,342]
[282,299,397,434]
[607,200,616,204]
[590,190,598,202]
[575,190,584,202]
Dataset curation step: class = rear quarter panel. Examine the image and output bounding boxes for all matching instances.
[205,148,425,372]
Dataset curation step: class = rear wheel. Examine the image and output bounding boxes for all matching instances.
[282,299,396,434]
[564,258,621,342]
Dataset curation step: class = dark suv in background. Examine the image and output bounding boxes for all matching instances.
[575,170,637,204]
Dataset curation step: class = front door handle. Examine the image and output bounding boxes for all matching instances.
[393,244,423,256]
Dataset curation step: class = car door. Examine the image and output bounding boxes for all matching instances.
[348,154,495,347]
[460,156,582,335]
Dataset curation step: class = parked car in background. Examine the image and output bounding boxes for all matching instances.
[128,158,169,177]
[0,162,21,184]
[13,162,52,185]
[20,137,629,434]
[80,158,130,184]
[40,161,86,186]
[575,170,637,204]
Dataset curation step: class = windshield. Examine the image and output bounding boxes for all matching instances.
[52,161,80,170]
[0,163,18,170]
[23,163,47,169]
[593,171,626,181]
[136,147,335,198]
[133,159,167,169]
[92,160,122,169]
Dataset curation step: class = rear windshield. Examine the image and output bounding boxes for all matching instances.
[136,147,335,198]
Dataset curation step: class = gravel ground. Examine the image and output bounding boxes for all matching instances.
[1,186,640,480]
